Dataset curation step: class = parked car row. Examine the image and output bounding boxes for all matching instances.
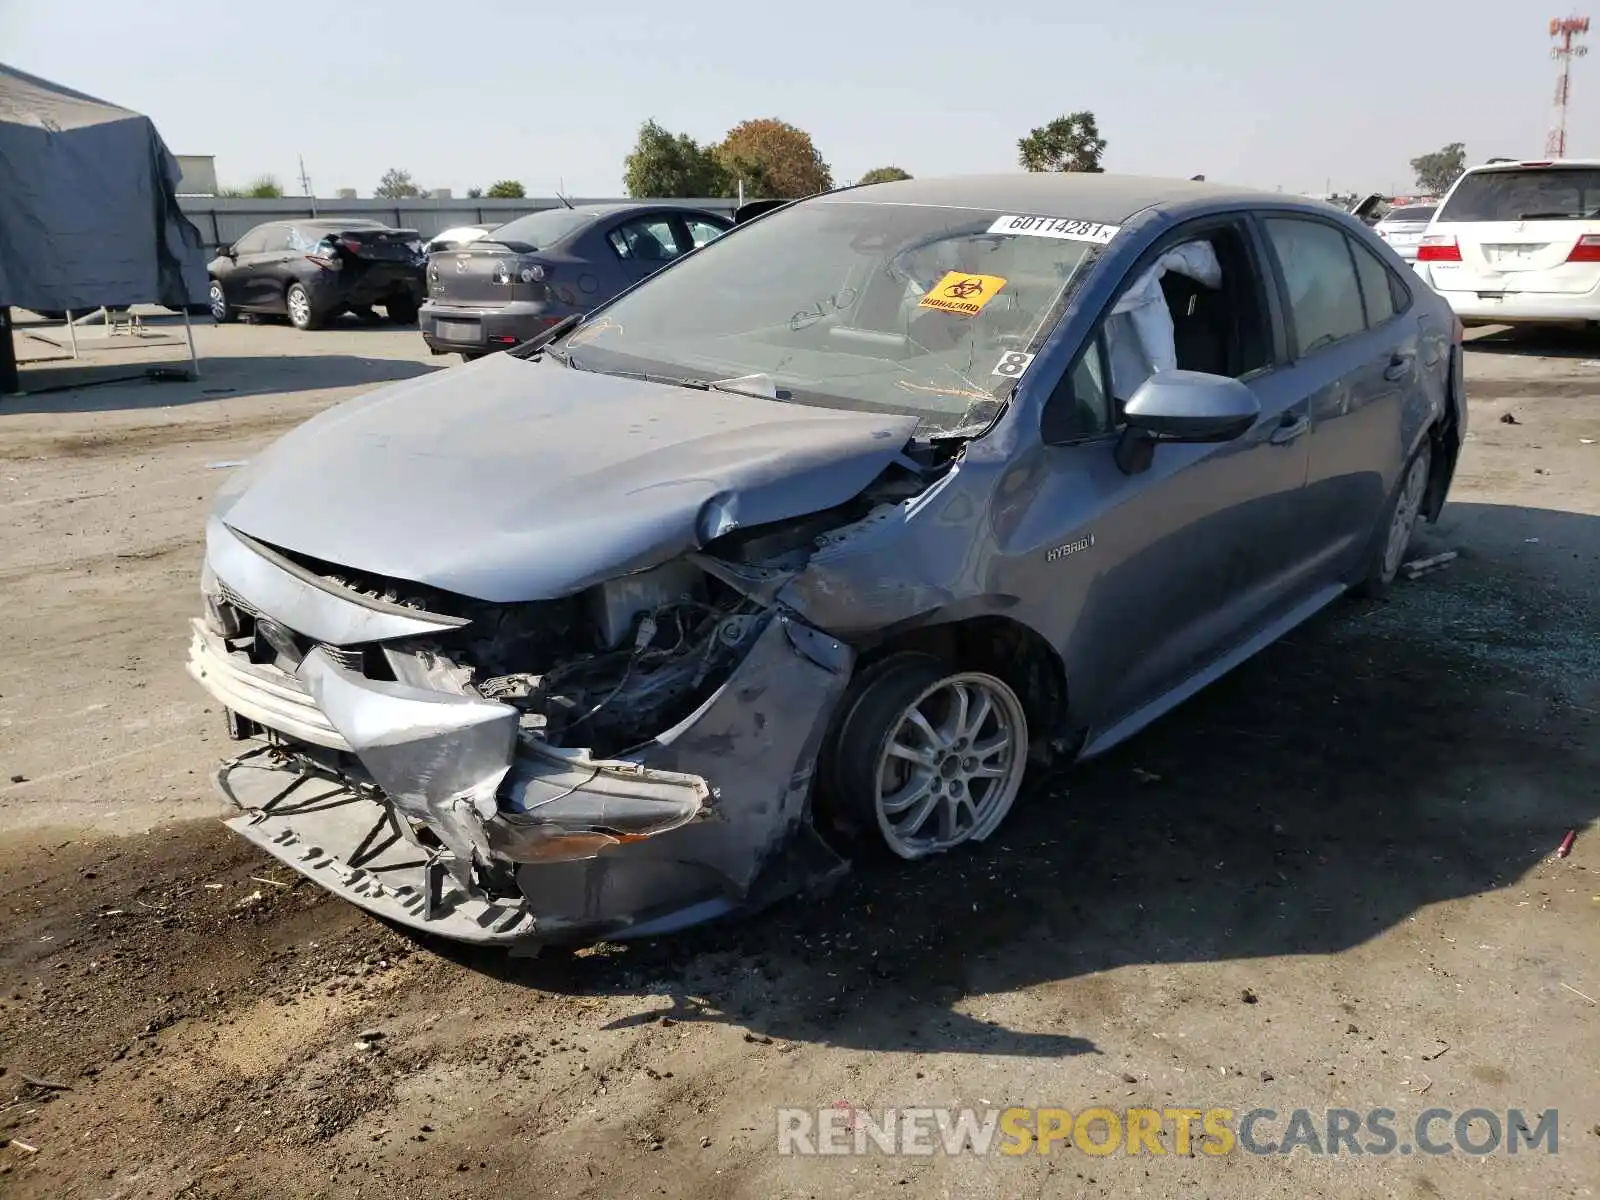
[206,204,740,342]
[188,171,1466,948]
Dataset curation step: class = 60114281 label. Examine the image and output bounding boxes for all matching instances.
[987,215,1120,245]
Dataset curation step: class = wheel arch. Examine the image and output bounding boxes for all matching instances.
[850,612,1071,764]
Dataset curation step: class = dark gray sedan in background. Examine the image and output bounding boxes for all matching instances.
[419,202,731,359]
[189,173,1465,948]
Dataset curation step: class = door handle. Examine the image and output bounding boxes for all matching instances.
[1269,413,1310,446]
[1383,352,1413,382]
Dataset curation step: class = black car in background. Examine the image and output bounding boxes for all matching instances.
[208,220,427,330]
[419,203,730,359]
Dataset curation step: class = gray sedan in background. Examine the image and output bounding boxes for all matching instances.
[1374,204,1438,261]
[188,173,1465,949]
[419,202,731,359]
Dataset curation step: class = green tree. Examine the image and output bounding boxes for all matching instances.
[857,166,912,185]
[1018,112,1107,173]
[374,167,422,199]
[485,179,526,199]
[1410,142,1466,196]
[622,120,727,197]
[714,118,833,198]
[466,186,484,199]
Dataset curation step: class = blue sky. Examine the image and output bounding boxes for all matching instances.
[3,0,1585,198]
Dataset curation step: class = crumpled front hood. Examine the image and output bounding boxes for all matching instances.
[217,353,918,603]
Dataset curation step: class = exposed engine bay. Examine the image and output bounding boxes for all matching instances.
[213,465,932,761]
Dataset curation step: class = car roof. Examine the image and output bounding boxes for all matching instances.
[1464,158,1600,172]
[823,172,1293,225]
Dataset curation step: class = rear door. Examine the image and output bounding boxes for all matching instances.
[1260,215,1416,581]
[1424,164,1600,299]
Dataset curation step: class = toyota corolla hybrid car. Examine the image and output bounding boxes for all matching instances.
[187,174,1465,949]
[419,202,731,359]
[1415,158,1600,328]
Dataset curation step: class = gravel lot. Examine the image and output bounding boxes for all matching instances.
[1,313,1596,1199]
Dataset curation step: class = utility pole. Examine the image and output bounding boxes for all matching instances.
[298,155,317,215]
[1546,15,1590,158]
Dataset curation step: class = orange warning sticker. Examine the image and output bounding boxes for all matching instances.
[918,271,1007,317]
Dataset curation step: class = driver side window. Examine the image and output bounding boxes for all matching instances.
[1042,220,1275,443]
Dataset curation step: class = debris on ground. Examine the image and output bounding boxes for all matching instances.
[1401,551,1458,581]
[1557,829,1577,858]
[1499,412,1520,424]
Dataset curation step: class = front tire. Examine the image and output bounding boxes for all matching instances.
[285,283,322,331]
[1354,437,1433,598]
[208,280,235,324]
[826,653,1030,860]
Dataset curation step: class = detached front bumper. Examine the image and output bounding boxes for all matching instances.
[187,609,854,947]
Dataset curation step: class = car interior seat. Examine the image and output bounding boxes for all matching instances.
[1160,254,1232,376]
[631,229,671,260]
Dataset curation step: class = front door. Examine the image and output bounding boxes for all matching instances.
[1022,218,1317,739]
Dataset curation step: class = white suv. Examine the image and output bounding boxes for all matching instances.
[1415,159,1600,327]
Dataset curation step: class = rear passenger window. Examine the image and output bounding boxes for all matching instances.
[607,217,688,262]
[1348,236,1397,327]
[1264,218,1366,355]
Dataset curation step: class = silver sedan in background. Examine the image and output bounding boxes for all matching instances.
[1374,204,1438,262]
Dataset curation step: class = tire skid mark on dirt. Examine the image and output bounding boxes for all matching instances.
[0,411,305,461]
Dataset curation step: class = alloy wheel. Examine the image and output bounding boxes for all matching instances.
[872,672,1028,859]
[287,286,311,328]
[1381,444,1432,580]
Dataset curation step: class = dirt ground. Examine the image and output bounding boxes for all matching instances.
[1,313,1597,1199]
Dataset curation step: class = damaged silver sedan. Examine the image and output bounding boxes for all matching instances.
[189,174,1465,948]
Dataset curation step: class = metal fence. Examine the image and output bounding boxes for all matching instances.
[177,196,739,254]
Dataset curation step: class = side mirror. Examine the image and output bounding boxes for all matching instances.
[1114,370,1260,474]
[214,245,234,259]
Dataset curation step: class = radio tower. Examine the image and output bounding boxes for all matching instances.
[1546,16,1590,158]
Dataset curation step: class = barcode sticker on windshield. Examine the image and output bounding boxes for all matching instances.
[987,215,1120,244]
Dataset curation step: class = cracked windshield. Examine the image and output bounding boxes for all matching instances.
[559,200,1097,434]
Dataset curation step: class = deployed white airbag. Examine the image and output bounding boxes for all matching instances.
[1105,240,1222,399]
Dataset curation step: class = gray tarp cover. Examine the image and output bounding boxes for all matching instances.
[0,63,207,311]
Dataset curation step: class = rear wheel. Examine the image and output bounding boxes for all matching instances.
[386,295,420,325]
[285,283,322,331]
[1354,437,1433,598]
[825,653,1030,860]
[208,279,235,324]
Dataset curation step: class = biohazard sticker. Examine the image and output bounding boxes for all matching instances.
[987,215,1120,245]
[918,272,1007,316]
[992,350,1035,378]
